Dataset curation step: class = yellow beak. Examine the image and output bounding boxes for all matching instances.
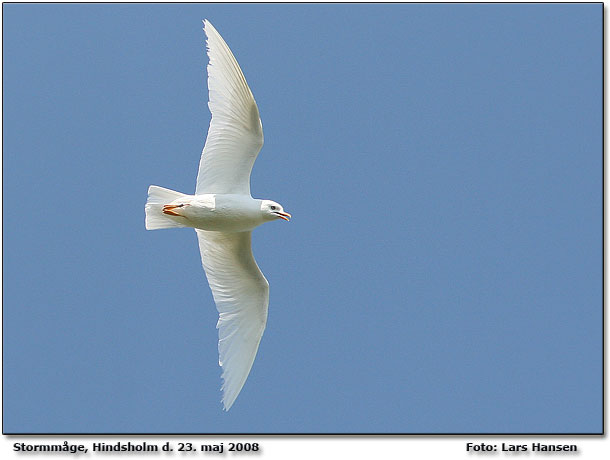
[276,212,291,221]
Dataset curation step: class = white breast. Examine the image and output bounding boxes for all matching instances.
[176,194,263,232]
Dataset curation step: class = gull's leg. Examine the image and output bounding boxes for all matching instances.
[163,204,186,216]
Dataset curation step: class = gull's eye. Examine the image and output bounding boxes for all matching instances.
[270,205,276,211]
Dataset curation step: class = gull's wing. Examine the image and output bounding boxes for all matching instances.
[196,229,269,410]
[196,20,264,196]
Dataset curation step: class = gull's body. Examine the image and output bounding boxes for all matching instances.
[145,20,289,410]
[161,193,278,232]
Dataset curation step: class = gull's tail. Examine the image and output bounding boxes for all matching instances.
[145,185,188,230]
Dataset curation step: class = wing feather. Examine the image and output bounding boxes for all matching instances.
[196,20,264,196]
[196,229,269,410]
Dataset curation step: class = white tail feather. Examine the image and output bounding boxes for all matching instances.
[145,185,188,230]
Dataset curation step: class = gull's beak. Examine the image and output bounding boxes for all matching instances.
[275,211,291,221]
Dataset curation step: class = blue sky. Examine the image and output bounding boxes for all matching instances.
[3,3,602,433]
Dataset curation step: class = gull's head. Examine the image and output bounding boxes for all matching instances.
[261,200,291,222]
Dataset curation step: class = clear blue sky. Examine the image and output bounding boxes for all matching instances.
[3,3,602,434]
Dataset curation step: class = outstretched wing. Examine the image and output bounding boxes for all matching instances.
[196,20,264,196]
[196,229,269,410]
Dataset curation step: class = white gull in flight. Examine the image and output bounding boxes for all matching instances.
[145,20,290,410]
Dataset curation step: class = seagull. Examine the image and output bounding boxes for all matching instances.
[145,20,290,410]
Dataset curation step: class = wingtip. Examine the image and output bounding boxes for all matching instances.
[221,394,235,411]
[220,375,240,411]
[203,19,216,34]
